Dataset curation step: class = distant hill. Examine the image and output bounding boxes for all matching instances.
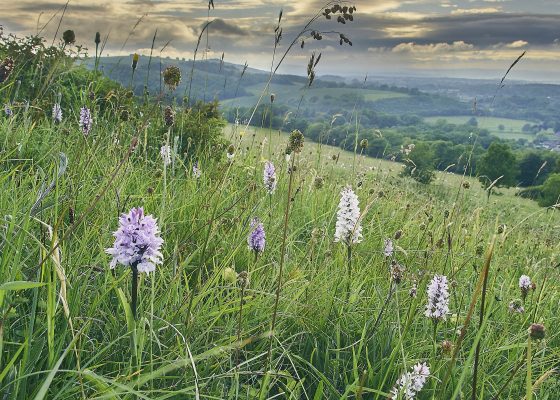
[88,56,560,132]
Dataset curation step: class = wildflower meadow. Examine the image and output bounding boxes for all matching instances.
[1,2,559,399]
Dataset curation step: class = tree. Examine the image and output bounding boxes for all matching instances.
[400,142,435,184]
[498,124,505,131]
[518,152,557,187]
[538,173,560,207]
[466,117,478,127]
[477,142,519,189]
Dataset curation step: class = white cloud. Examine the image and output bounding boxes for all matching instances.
[451,7,501,14]
[506,40,529,48]
[392,41,475,53]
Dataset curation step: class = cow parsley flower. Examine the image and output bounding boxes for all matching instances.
[52,103,62,123]
[105,207,164,273]
[247,217,265,254]
[160,145,171,166]
[79,106,92,135]
[334,186,362,245]
[390,362,430,400]
[425,275,450,321]
[263,161,277,194]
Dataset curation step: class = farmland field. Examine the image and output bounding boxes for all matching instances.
[424,116,539,141]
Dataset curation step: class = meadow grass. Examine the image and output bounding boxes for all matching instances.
[1,3,560,398]
[1,105,558,398]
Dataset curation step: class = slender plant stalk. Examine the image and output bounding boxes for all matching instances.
[346,245,352,300]
[526,335,533,400]
[235,284,246,368]
[471,238,493,400]
[266,154,296,368]
[131,262,139,320]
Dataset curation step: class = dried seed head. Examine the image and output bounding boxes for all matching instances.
[360,138,368,149]
[237,271,250,288]
[288,129,304,153]
[390,260,405,284]
[95,32,101,45]
[394,230,403,240]
[462,181,470,189]
[120,109,130,121]
[62,30,76,45]
[313,176,324,189]
[163,65,182,90]
[441,340,453,355]
[164,106,175,127]
[271,93,276,103]
[528,323,545,340]
[497,224,506,234]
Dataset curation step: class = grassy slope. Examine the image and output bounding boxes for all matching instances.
[1,104,559,399]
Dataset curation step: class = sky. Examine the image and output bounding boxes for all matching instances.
[2,0,560,82]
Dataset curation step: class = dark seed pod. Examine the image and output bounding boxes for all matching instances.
[288,129,304,153]
[95,32,101,45]
[62,30,76,45]
[164,106,175,127]
[529,323,545,340]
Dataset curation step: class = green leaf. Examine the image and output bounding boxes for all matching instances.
[0,281,46,291]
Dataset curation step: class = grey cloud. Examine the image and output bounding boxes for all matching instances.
[205,18,247,36]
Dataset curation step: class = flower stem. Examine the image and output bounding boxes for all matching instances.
[526,335,533,400]
[267,154,296,368]
[346,245,352,300]
[131,263,139,320]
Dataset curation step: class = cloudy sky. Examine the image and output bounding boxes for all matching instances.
[2,0,560,81]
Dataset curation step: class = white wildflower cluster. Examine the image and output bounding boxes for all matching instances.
[401,143,415,156]
[519,275,531,291]
[263,161,277,194]
[334,186,362,245]
[384,238,394,257]
[425,275,450,321]
[160,145,172,166]
[390,362,430,400]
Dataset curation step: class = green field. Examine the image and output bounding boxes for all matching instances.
[221,83,409,108]
[424,116,538,141]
